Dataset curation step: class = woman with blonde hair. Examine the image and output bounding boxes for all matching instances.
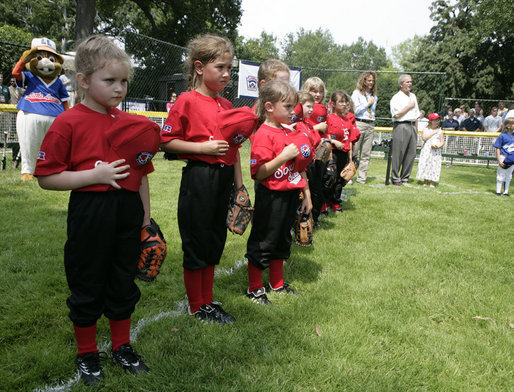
[351,71,377,184]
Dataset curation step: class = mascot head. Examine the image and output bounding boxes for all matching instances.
[24,38,64,84]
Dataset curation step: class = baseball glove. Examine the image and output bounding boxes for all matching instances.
[314,140,332,164]
[226,184,254,235]
[322,159,338,190]
[137,218,167,282]
[340,161,356,181]
[294,210,313,247]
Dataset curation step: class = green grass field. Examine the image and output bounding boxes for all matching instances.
[0,147,512,392]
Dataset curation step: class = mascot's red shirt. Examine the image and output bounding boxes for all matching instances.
[326,112,361,152]
[161,90,238,165]
[34,103,160,192]
[250,124,312,191]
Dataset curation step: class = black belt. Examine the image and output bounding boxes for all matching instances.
[394,121,416,125]
[357,118,374,124]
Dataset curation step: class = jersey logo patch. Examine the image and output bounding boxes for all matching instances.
[136,152,154,165]
[162,124,172,134]
[246,76,258,92]
[250,159,257,166]
[232,134,247,145]
[317,116,324,122]
[300,144,311,158]
[24,92,61,104]
[37,151,46,160]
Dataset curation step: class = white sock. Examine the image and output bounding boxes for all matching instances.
[504,181,510,194]
[496,181,502,193]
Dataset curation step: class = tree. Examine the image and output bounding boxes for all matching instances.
[0,0,75,51]
[235,32,279,62]
[75,0,96,45]
[404,0,514,101]
[391,35,424,71]
[0,25,32,78]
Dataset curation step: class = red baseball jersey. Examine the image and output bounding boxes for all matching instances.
[34,103,159,192]
[305,103,327,126]
[161,90,238,165]
[326,112,360,152]
[250,124,309,191]
[296,120,321,148]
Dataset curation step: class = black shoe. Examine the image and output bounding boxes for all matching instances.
[190,304,225,324]
[496,192,501,196]
[246,287,272,305]
[392,181,402,186]
[210,301,236,324]
[111,344,149,374]
[75,352,105,386]
[267,282,301,295]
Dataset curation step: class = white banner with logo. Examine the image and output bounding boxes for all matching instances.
[237,60,302,99]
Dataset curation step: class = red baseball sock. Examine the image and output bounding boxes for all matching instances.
[201,265,215,305]
[248,261,264,292]
[73,324,98,356]
[184,268,203,313]
[269,259,284,289]
[109,318,131,352]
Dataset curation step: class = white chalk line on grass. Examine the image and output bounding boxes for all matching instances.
[34,259,246,392]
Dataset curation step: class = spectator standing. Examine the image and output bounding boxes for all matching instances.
[166,91,176,113]
[493,118,514,196]
[454,108,465,124]
[351,71,377,184]
[498,101,508,117]
[8,77,24,104]
[461,109,482,131]
[0,73,11,104]
[389,74,420,186]
[442,111,460,130]
[59,68,76,107]
[483,107,502,132]
[417,110,429,131]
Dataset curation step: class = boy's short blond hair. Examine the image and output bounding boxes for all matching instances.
[257,59,290,86]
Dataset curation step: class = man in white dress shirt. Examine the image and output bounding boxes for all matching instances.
[389,74,420,186]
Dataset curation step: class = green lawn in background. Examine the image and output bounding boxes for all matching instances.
[0,147,512,392]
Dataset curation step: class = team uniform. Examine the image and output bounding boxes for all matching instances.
[246,124,312,295]
[306,103,327,128]
[325,112,360,205]
[16,71,69,175]
[161,90,238,316]
[34,103,160,353]
[493,132,514,195]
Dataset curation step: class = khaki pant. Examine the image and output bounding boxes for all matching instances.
[354,121,375,182]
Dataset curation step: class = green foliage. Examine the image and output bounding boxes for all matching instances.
[0,0,75,50]
[0,24,31,77]
[403,0,514,100]
[0,147,512,391]
[97,0,243,47]
[235,32,279,62]
[283,28,342,69]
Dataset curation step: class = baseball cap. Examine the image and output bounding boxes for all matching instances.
[428,113,440,120]
[31,38,63,62]
[216,107,259,147]
[288,130,314,172]
[104,115,161,191]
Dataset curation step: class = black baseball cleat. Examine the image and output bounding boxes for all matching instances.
[267,282,301,295]
[210,301,236,324]
[75,351,106,386]
[189,304,226,324]
[246,287,272,305]
[111,344,149,374]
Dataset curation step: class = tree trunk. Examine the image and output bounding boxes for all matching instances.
[75,0,96,48]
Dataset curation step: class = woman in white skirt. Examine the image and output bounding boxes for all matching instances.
[416,113,445,187]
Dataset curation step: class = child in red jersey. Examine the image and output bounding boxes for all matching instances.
[160,34,244,325]
[295,91,324,227]
[245,80,313,305]
[34,36,158,386]
[325,90,360,212]
[302,77,328,134]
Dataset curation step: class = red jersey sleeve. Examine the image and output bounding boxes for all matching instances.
[34,117,72,176]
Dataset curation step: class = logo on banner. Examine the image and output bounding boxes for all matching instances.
[246,76,258,92]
